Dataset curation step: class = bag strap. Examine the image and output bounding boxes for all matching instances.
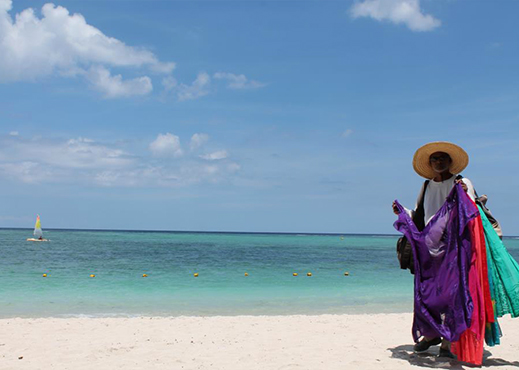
[412,180,429,231]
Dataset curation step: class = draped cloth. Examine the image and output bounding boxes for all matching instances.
[394,184,479,343]
[480,206,519,318]
[451,215,494,365]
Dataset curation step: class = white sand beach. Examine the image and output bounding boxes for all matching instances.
[0,313,518,370]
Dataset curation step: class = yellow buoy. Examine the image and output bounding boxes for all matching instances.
[90,274,96,278]
[344,272,349,276]
[42,273,47,277]
[194,273,199,277]
[293,273,298,277]
[307,272,312,277]
[244,272,249,277]
[142,274,148,278]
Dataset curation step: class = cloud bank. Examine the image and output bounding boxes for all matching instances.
[0,1,265,100]
[0,132,240,187]
[0,0,172,97]
[350,0,441,32]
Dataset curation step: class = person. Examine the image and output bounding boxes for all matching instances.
[392,141,476,358]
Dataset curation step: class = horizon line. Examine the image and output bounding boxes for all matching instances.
[1,226,402,237]
[2,227,518,239]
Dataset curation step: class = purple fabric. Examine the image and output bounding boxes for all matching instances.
[394,184,479,342]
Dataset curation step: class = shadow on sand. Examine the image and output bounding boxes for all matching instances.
[388,344,519,369]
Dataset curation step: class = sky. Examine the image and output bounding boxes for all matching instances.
[0,0,518,235]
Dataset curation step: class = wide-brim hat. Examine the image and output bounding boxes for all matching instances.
[413,141,469,179]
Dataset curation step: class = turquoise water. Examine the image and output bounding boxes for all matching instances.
[1,229,518,318]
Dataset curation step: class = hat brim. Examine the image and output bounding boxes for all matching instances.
[412,142,469,179]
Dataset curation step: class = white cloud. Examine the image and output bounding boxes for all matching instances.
[149,133,183,158]
[350,0,441,32]
[0,2,267,101]
[0,136,132,170]
[87,65,153,98]
[200,150,228,161]
[342,129,353,138]
[0,0,174,95]
[0,136,133,183]
[0,161,43,183]
[162,75,178,91]
[0,133,240,187]
[61,137,132,169]
[92,161,239,187]
[190,133,209,151]
[177,72,211,101]
[9,131,19,136]
[213,72,265,89]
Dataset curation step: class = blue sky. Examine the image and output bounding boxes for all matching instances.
[1,0,518,234]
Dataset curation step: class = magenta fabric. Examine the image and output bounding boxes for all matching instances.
[394,184,479,342]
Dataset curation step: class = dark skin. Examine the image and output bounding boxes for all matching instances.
[392,151,467,214]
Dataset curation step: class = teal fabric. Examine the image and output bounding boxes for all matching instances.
[480,205,519,318]
[484,256,501,346]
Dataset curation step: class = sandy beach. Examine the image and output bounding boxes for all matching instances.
[0,313,518,370]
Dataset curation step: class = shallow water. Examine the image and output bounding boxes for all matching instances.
[1,229,518,318]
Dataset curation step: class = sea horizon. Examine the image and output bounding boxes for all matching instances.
[1,226,401,237]
[3,227,518,239]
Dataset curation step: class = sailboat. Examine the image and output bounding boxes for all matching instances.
[27,215,48,242]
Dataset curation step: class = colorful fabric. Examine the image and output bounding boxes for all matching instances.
[451,216,492,365]
[394,184,479,343]
[484,264,502,347]
[480,205,519,318]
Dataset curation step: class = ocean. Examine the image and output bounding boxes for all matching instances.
[1,229,518,318]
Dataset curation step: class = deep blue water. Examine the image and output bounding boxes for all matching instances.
[1,229,518,318]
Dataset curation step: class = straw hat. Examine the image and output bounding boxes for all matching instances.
[412,142,469,179]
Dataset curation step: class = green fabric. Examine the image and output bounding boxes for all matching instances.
[480,205,519,317]
[484,255,501,346]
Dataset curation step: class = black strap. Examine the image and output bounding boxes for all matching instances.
[412,180,429,231]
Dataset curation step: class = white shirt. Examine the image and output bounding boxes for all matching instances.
[406,175,476,225]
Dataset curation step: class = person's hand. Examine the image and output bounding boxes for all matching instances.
[456,179,468,193]
[392,201,400,215]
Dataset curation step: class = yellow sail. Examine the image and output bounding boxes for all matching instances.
[34,215,43,238]
[35,215,41,229]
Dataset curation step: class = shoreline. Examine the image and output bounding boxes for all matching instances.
[1,313,518,369]
[0,301,415,320]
